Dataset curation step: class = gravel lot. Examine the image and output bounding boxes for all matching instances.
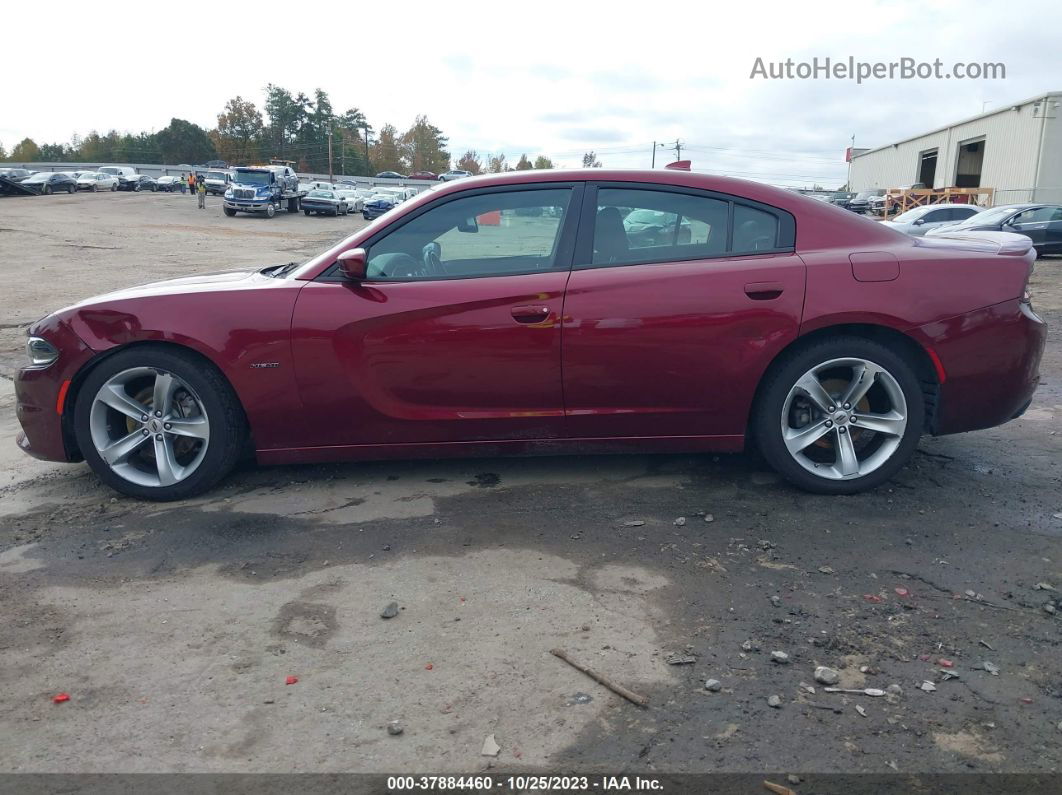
[1,191,1060,777]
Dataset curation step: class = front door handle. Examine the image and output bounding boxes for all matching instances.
[511,305,551,323]
[744,282,785,300]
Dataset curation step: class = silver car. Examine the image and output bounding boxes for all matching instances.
[879,204,981,236]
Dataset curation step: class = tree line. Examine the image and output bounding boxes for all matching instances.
[0,84,600,175]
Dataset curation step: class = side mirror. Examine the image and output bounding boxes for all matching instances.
[913,218,925,225]
[337,248,368,280]
[457,216,479,233]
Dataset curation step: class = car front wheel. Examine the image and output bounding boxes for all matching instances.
[74,347,246,500]
[753,337,924,494]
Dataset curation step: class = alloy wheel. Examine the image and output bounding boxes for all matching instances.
[780,357,908,480]
[88,367,211,488]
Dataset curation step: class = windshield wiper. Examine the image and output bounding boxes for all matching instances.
[261,262,299,278]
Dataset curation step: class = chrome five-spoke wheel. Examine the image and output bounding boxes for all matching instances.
[754,337,924,494]
[88,367,210,488]
[782,358,907,480]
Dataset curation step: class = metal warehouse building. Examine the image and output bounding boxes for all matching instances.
[849,91,1062,205]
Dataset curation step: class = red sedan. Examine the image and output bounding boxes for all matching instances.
[15,170,1046,500]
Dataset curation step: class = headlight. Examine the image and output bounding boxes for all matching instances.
[26,336,59,367]
[224,189,233,198]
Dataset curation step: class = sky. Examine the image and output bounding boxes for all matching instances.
[4,0,1061,188]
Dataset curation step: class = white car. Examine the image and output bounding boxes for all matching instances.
[76,172,119,192]
[879,204,981,236]
[333,187,365,213]
[299,180,335,194]
[438,169,472,181]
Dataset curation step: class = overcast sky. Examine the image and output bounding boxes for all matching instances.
[5,0,1060,187]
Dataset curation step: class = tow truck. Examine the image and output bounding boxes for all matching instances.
[222,164,305,218]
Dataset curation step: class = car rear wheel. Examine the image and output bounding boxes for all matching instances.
[304,208,311,216]
[753,337,924,494]
[111,183,117,191]
[67,185,75,194]
[91,184,98,192]
[74,347,246,501]
[43,185,51,195]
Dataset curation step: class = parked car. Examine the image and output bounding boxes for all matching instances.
[155,176,185,193]
[361,194,399,220]
[827,191,855,210]
[0,168,34,182]
[202,170,234,196]
[15,169,1047,500]
[301,189,349,217]
[374,171,406,179]
[924,203,1062,254]
[438,169,472,181]
[333,187,365,213]
[133,175,158,192]
[848,189,885,214]
[407,171,437,181]
[298,180,335,194]
[76,172,120,192]
[20,172,77,194]
[880,204,982,236]
[98,166,142,191]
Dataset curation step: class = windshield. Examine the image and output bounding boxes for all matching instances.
[79,172,99,179]
[892,207,929,222]
[99,167,120,175]
[25,173,49,181]
[234,171,271,186]
[206,171,227,181]
[855,190,881,200]
[308,190,334,198]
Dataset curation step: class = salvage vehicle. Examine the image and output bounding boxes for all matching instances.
[98,166,142,191]
[374,171,406,179]
[15,169,1045,500]
[407,171,438,181]
[361,193,399,220]
[155,176,185,193]
[203,170,234,196]
[438,169,472,181]
[0,168,34,182]
[21,172,77,194]
[333,186,365,213]
[924,203,1062,254]
[880,204,981,236]
[75,172,119,192]
[848,189,884,214]
[302,189,349,216]
[222,165,304,218]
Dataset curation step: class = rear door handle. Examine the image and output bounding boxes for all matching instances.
[744,282,785,300]
[511,305,551,323]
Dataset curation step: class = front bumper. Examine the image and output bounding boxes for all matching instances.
[925,299,1047,435]
[224,198,272,212]
[14,319,97,463]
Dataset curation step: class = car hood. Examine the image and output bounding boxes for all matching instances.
[64,269,267,309]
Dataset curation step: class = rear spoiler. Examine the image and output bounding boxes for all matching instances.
[913,230,1033,256]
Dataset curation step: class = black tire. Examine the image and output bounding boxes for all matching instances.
[73,346,246,501]
[223,206,237,217]
[111,183,117,191]
[91,184,98,192]
[151,184,157,192]
[304,208,311,216]
[134,183,141,192]
[287,197,299,213]
[752,336,925,495]
[67,185,75,194]
[43,185,51,195]
[265,202,276,219]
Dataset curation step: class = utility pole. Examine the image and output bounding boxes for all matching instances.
[651,141,656,168]
[363,124,371,175]
[847,133,854,191]
[327,128,334,182]
[671,139,683,162]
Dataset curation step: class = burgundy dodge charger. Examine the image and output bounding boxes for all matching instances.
[15,170,1046,500]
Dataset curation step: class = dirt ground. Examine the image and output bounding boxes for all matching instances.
[0,190,1060,778]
